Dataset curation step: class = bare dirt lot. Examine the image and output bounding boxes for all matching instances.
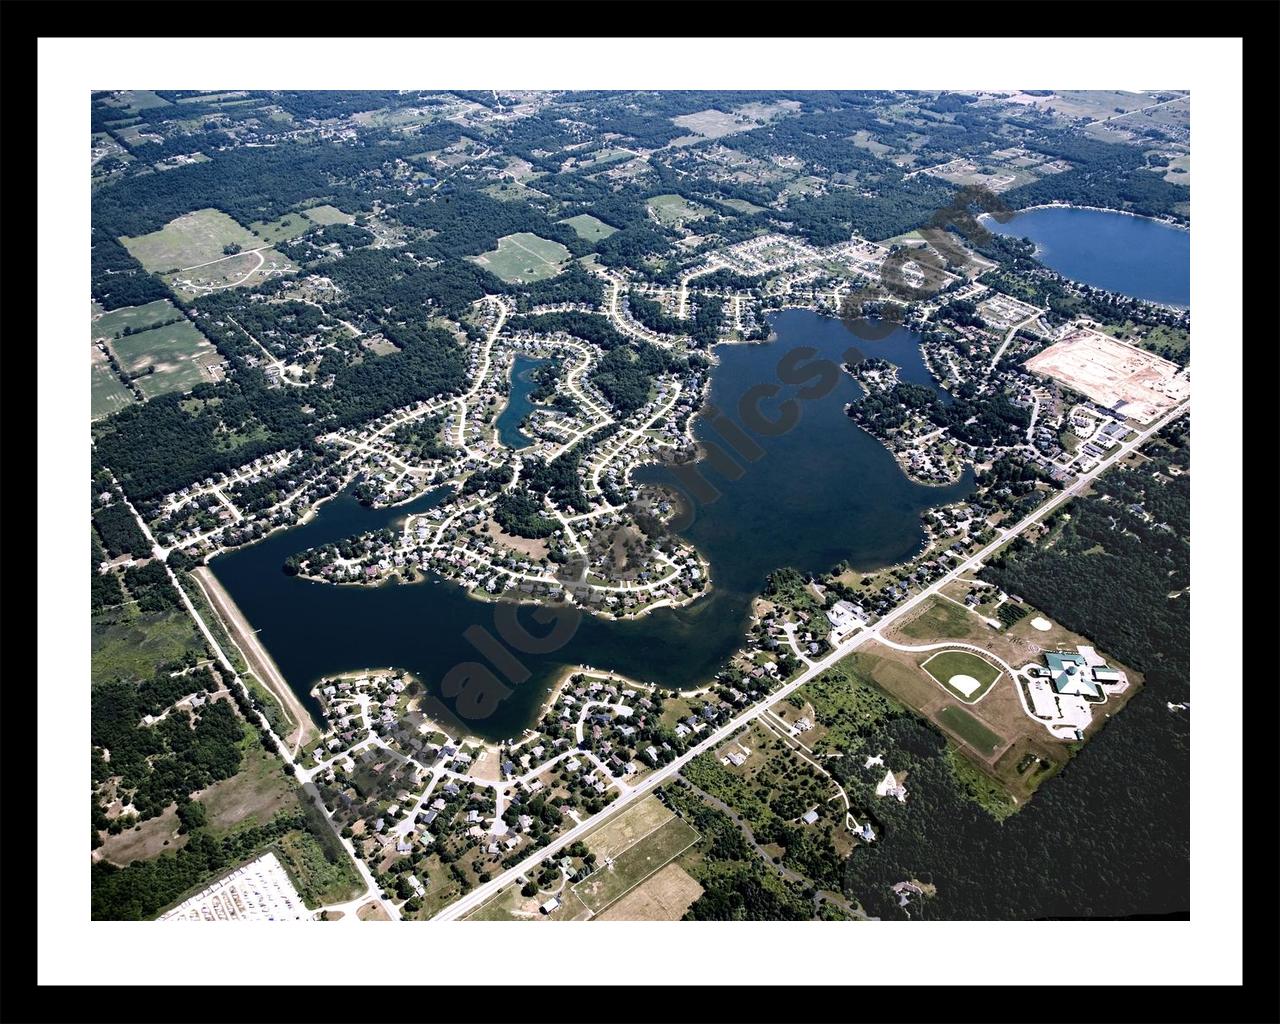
[1024,326,1189,423]
[596,862,704,920]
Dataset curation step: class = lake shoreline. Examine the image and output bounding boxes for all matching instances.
[983,203,1190,231]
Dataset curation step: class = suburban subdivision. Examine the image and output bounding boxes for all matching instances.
[90,88,1190,923]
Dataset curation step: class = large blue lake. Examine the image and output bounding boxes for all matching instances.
[985,206,1189,307]
[211,310,968,741]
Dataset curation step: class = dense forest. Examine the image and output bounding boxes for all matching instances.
[588,342,673,414]
[493,491,559,540]
[982,420,1190,700]
[848,379,1030,448]
[1003,130,1190,222]
[91,666,242,823]
[92,501,151,558]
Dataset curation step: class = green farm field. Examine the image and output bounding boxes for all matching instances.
[558,213,618,242]
[470,232,571,284]
[121,208,264,273]
[92,299,181,341]
[91,347,135,420]
[109,320,225,399]
[646,194,712,227]
[249,213,315,245]
[302,204,355,226]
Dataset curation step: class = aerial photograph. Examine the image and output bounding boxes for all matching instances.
[86,86,1193,925]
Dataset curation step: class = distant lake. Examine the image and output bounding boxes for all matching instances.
[210,310,969,741]
[984,207,1189,307]
[494,354,548,450]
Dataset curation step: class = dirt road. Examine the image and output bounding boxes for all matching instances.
[191,566,318,755]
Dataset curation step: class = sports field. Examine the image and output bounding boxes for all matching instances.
[558,214,618,243]
[120,208,264,273]
[91,346,135,420]
[572,813,699,914]
[936,705,1004,755]
[470,232,571,284]
[109,319,226,399]
[922,649,1002,701]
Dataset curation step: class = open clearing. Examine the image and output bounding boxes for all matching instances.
[108,320,227,399]
[922,649,1002,702]
[470,232,571,284]
[558,213,618,243]
[98,804,183,866]
[120,208,265,273]
[250,213,315,245]
[302,204,355,226]
[671,109,759,140]
[198,744,297,833]
[1024,326,1189,424]
[92,607,206,687]
[164,248,296,299]
[646,194,712,227]
[101,89,172,114]
[584,795,674,861]
[596,862,704,921]
[92,298,182,341]
[573,814,700,914]
[92,346,136,420]
[936,705,1004,755]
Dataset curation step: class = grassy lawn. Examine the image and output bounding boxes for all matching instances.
[469,232,571,284]
[646,194,712,227]
[163,248,296,299]
[572,815,700,914]
[584,795,674,861]
[200,742,298,834]
[120,208,264,273]
[92,299,181,341]
[558,213,618,242]
[936,705,1004,755]
[92,607,206,686]
[894,595,982,643]
[108,319,226,399]
[594,861,704,920]
[91,346,136,420]
[302,204,355,226]
[97,805,183,865]
[921,649,1002,701]
[249,213,315,245]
